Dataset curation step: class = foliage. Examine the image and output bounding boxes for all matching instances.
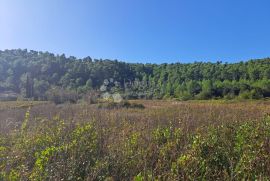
[0,49,270,100]
[45,87,79,104]
[97,101,145,109]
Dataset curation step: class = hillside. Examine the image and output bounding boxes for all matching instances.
[0,49,270,101]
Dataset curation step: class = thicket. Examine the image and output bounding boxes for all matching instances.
[0,49,270,101]
[0,108,270,180]
[97,101,145,109]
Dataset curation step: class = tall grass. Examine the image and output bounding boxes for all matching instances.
[0,100,270,180]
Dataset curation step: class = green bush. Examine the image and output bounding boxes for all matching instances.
[46,88,80,104]
[97,101,145,109]
[173,117,270,180]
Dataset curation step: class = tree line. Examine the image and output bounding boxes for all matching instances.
[0,49,269,101]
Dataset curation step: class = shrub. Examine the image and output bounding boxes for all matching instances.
[97,101,145,109]
[173,116,270,180]
[196,91,212,100]
[46,88,80,104]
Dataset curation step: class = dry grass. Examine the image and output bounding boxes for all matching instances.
[0,101,48,110]
[1,99,269,135]
[0,100,270,180]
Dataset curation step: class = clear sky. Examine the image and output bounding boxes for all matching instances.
[0,0,270,63]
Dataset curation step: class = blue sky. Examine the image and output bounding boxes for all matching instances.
[0,0,270,63]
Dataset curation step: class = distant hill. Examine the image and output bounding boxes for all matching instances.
[0,49,269,101]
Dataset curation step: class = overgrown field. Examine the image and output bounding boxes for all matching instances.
[0,100,270,180]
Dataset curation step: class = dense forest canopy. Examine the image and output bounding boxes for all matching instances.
[0,49,269,101]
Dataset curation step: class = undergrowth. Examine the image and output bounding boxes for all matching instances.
[1,107,270,180]
[97,101,145,109]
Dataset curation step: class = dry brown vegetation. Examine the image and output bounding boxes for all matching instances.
[0,100,270,180]
[1,100,269,134]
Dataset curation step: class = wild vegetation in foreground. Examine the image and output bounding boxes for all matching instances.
[0,100,270,180]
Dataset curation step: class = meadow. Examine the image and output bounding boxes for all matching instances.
[0,100,270,180]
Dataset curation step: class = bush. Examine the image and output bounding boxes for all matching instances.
[172,117,270,180]
[97,101,145,109]
[196,91,212,100]
[178,92,193,101]
[46,88,80,104]
[224,93,236,100]
[238,89,263,100]
[238,91,250,99]
[83,90,100,104]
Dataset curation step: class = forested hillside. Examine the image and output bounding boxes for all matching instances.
[0,49,270,101]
